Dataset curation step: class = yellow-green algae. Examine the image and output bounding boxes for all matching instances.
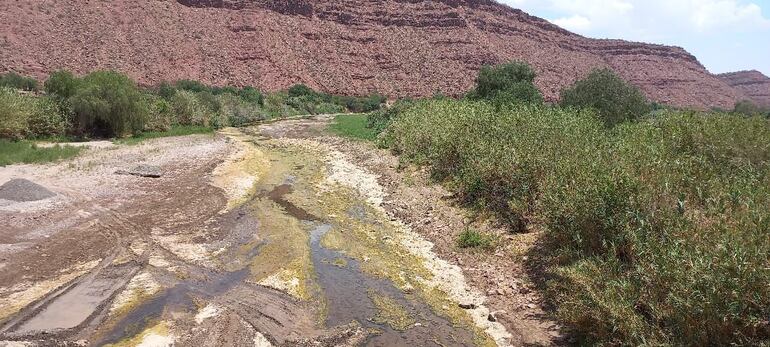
[368,289,416,331]
[103,321,170,347]
[252,138,496,346]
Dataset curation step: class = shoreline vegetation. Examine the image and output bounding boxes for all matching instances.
[0,70,385,165]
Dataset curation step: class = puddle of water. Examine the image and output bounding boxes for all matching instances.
[310,225,476,347]
[13,263,137,334]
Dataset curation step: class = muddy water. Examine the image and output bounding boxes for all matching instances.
[258,156,478,346]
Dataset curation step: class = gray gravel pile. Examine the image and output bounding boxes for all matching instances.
[0,178,56,202]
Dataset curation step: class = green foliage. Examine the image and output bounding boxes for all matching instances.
[471,61,543,104]
[328,114,379,141]
[117,125,213,145]
[28,97,69,138]
[218,93,266,127]
[456,229,495,249]
[44,70,80,100]
[69,71,147,137]
[733,100,762,116]
[0,88,67,140]
[0,72,38,91]
[560,68,651,127]
[288,84,317,98]
[0,87,36,140]
[0,139,81,166]
[170,90,208,126]
[238,86,263,105]
[174,79,209,93]
[144,95,174,132]
[157,82,176,100]
[389,99,770,345]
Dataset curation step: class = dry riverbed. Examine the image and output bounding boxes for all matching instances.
[0,116,560,346]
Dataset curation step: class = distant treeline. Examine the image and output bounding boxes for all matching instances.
[0,70,385,140]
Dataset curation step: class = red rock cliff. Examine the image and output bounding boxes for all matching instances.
[0,0,746,109]
[718,70,770,108]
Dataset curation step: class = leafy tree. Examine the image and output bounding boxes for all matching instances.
[69,71,147,137]
[175,79,209,93]
[560,68,651,127]
[238,86,264,105]
[288,84,317,98]
[44,70,80,100]
[472,61,543,104]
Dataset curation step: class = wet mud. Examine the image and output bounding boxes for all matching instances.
[0,121,506,346]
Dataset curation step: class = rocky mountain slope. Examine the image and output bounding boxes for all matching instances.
[718,70,770,108]
[0,0,747,109]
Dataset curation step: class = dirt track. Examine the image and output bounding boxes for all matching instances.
[0,116,561,346]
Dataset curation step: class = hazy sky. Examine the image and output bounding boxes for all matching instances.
[499,0,770,76]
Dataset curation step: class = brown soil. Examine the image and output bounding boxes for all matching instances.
[0,0,744,109]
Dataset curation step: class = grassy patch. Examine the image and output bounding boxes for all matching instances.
[0,139,82,166]
[457,229,496,249]
[116,125,213,145]
[328,114,379,141]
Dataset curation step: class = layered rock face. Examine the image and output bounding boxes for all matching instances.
[718,70,770,108]
[0,0,746,109]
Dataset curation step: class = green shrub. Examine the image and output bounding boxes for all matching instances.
[175,79,210,93]
[69,71,147,137]
[457,229,495,249]
[389,99,770,345]
[238,86,263,105]
[471,61,543,104]
[28,97,68,138]
[288,84,317,98]
[328,114,378,141]
[44,70,80,100]
[560,68,651,127]
[170,90,207,126]
[0,72,38,91]
[733,100,762,116]
[144,95,174,132]
[157,82,177,100]
[218,93,265,127]
[0,87,36,140]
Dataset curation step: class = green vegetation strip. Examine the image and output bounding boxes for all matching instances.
[0,140,81,166]
[116,126,214,145]
[328,114,380,141]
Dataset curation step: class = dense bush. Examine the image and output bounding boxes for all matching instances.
[733,100,765,116]
[389,99,770,345]
[470,61,543,104]
[560,68,651,127]
[0,72,38,91]
[44,70,80,100]
[0,88,67,140]
[0,87,36,139]
[68,71,147,137]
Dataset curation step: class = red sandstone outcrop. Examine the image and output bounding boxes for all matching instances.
[718,70,770,108]
[0,0,747,109]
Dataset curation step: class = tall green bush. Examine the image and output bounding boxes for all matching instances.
[0,87,36,139]
[560,68,651,127]
[471,61,543,104]
[69,71,147,137]
[44,70,80,100]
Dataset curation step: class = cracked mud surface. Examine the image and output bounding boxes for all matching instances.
[0,116,559,346]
